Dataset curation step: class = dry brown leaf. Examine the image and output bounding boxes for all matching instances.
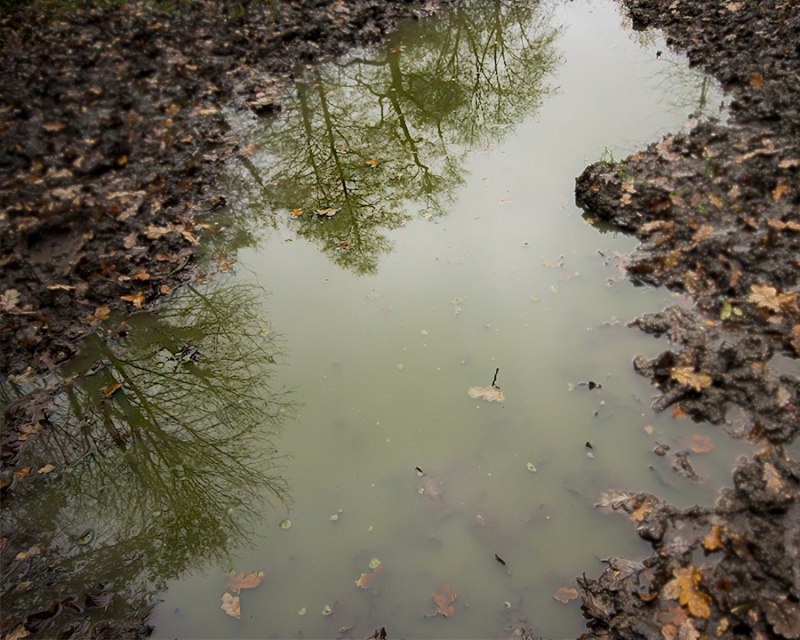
[87,305,110,326]
[226,571,265,594]
[144,224,175,239]
[0,289,21,312]
[468,385,505,403]
[365,159,379,167]
[763,462,785,494]
[702,525,723,551]
[670,367,713,392]
[692,225,714,244]
[14,544,42,561]
[663,567,712,619]
[748,283,781,312]
[553,587,579,604]
[778,158,800,169]
[120,291,145,309]
[708,194,724,209]
[132,269,151,281]
[3,624,30,640]
[37,464,56,475]
[220,592,240,619]
[672,404,688,419]
[762,597,800,639]
[355,559,383,590]
[749,72,763,88]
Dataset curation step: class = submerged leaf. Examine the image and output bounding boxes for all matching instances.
[663,567,712,619]
[553,587,579,604]
[427,582,457,618]
[221,592,240,619]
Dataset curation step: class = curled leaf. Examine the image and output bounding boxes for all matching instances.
[220,592,240,619]
[226,571,265,594]
[468,385,505,403]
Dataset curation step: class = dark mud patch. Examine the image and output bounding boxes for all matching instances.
[575,1,799,638]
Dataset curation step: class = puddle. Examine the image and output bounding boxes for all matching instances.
[1,1,755,639]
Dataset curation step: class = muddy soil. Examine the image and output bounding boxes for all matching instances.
[574,1,800,639]
[1,0,798,638]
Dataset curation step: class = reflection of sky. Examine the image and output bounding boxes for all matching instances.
[150,2,744,640]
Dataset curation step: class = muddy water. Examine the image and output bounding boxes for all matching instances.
[138,1,751,638]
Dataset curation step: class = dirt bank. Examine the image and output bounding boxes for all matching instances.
[575,1,799,638]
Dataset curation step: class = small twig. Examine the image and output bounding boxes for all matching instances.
[491,367,500,388]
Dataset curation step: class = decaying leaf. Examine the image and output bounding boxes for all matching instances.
[670,367,713,392]
[37,464,56,475]
[672,404,688,419]
[702,525,723,551]
[686,434,714,454]
[468,386,505,403]
[427,582,457,618]
[226,571,265,594]
[748,283,781,312]
[365,159,379,167]
[220,592,240,619]
[355,558,384,590]
[662,566,712,619]
[763,462,785,494]
[87,305,110,326]
[772,179,790,201]
[290,208,303,217]
[316,207,340,217]
[750,72,764,88]
[3,624,30,640]
[553,587,579,604]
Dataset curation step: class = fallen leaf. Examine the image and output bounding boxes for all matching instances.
[144,224,175,239]
[220,592,240,619]
[102,381,122,397]
[553,587,579,604]
[132,269,151,281]
[316,207,340,217]
[702,525,723,551]
[542,256,564,269]
[630,497,652,522]
[1,289,21,311]
[43,121,66,132]
[37,464,56,475]
[763,462,785,494]
[663,567,712,619]
[226,571,265,594]
[749,72,763,88]
[15,544,43,561]
[355,559,383,590]
[427,583,457,618]
[3,624,30,640]
[672,404,687,419]
[290,208,303,217]
[468,385,505,403]
[120,291,145,309]
[772,179,790,201]
[686,434,714,453]
[748,283,781,312]
[365,159,379,167]
[670,367,713,392]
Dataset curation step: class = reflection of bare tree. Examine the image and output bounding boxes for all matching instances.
[0,282,292,632]
[227,0,559,274]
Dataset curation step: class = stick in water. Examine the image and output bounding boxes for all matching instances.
[491,368,500,388]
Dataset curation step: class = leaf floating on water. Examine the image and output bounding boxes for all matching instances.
[316,207,340,217]
[221,592,241,619]
[120,291,145,309]
[355,558,384,590]
[102,381,122,398]
[226,571,265,594]
[553,587,579,604]
[37,464,56,474]
[670,367,712,392]
[365,159,379,167]
[321,604,333,616]
[686,434,714,453]
[279,519,292,529]
[468,385,505,403]
[526,463,537,473]
[426,582,457,618]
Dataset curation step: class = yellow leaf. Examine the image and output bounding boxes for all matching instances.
[102,381,122,397]
[467,385,505,403]
[670,367,713,392]
[748,283,781,312]
[702,525,723,551]
[290,208,303,217]
[225,571,265,594]
[120,291,145,309]
[87,305,110,326]
[663,567,712,619]
[220,592,240,618]
[365,159,379,167]
[37,464,56,475]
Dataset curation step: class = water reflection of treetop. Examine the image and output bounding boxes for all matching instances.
[231,0,559,274]
[1,282,293,622]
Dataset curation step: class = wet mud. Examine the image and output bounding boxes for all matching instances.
[575,1,800,638]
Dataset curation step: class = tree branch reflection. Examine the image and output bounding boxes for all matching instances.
[226,0,559,274]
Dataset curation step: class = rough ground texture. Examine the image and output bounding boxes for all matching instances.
[575,1,800,639]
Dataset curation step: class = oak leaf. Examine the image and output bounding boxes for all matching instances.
[226,571,265,594]
[468,386,504,403]
[663,567,712,619]
[748,283,781,312]
[670,367,713,392]
[220,592,240,618]
[426,583,457,618]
